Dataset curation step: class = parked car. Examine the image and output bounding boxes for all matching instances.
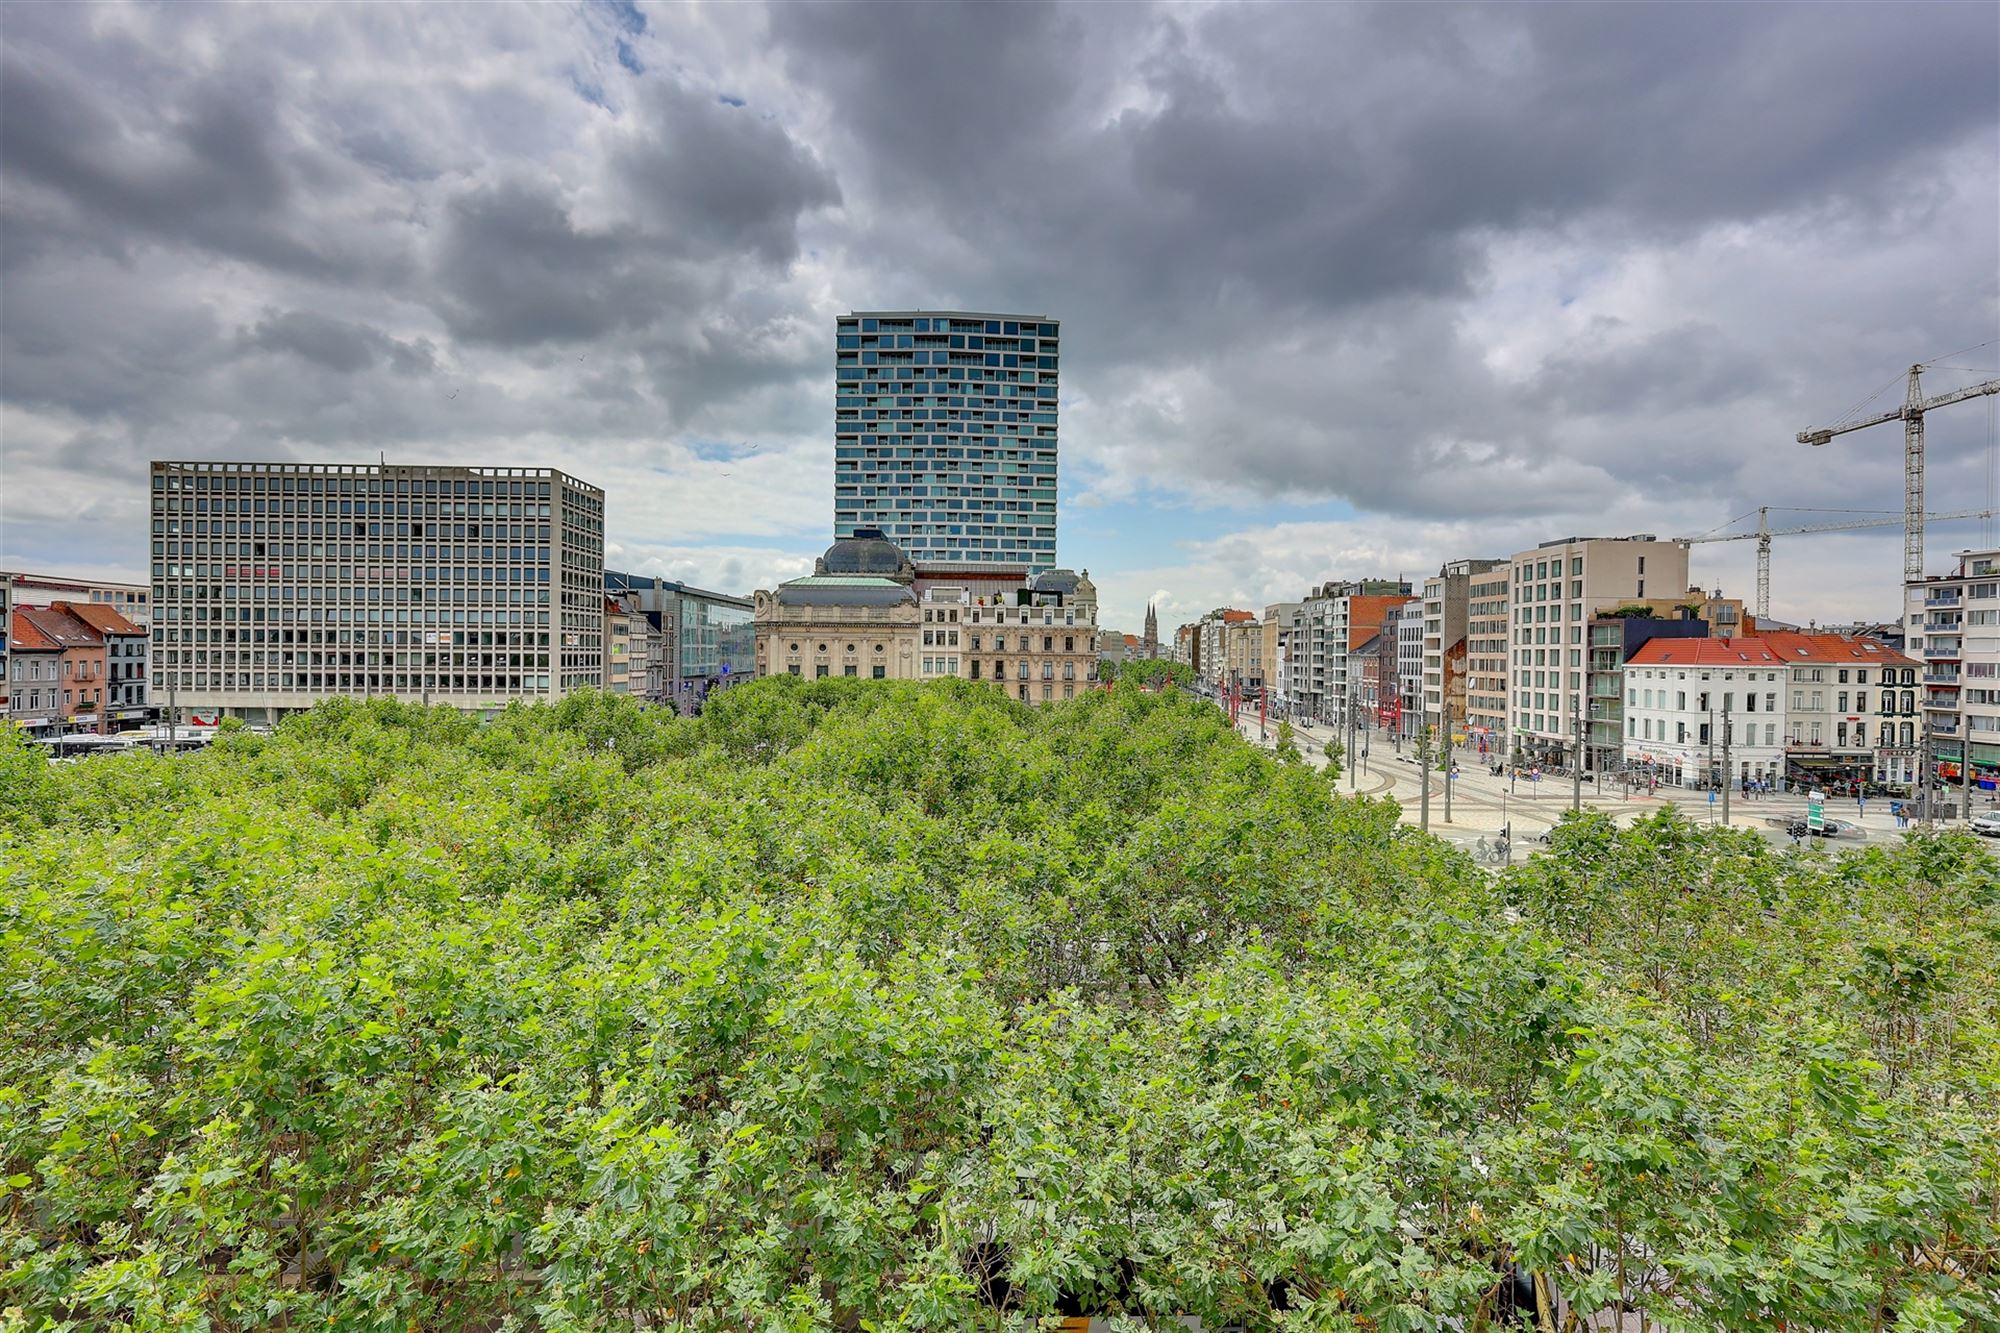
[1765,815,1854,840]
[1971,812,2000,838]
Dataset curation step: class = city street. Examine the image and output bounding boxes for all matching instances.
[1219,699,1996,861]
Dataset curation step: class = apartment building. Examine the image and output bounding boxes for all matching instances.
[604,596,637,696]
[1262,602,1300,699]
[1421,561,1501,739]
[2,571,152,722]
[1753,631,1919,792]
[1585,613,1709,773]
[1906,548,2000,796]
[1393,599,1425,740]
[5,601,148,735]
[834,311,1060,573]
[1509,536,1690,769]
[1464,566,1510,757]
[1222,619,1263,690]
[1198,609,1256,688]
[1285,580,1412,725]
[1621,637,1788,788]
[149,461,606,723]
[962,568,1100,702]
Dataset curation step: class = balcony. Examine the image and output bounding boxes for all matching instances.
[1924,669,1960,685]
[1924,591,1961,607]
[1925,696,1960,711]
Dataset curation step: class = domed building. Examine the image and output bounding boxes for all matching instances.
[814,531,917,582]
[754,536,1100,701]
[754,531,921,680]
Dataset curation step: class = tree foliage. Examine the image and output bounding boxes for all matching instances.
[0,684,1994,1331]
[1111,659,1193,689]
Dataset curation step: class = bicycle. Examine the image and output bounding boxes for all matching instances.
[1473,836,1511,865]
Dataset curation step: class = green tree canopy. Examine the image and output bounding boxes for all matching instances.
[0,684,1992,1330]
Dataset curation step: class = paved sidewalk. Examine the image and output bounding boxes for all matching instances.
[1226,705,1994,846]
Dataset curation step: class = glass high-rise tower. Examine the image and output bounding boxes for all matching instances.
[834,310,1059,572]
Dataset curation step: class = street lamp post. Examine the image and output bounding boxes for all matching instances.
[1571,701,1583,814]
[1346,677,1358,793]
[1721,699,1732,827]
[1417,723,1432,833]
[1442,702,1454,824]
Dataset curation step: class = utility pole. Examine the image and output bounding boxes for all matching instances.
[1960,696,1973,826]
[1347,676,1358,792]
[1721,699,1732,827]
[1918,725,1934,828]
[1417,724,1432,833]
[1443,702,1454,823]
[1571,700,1583,813]
[165,675,177,753]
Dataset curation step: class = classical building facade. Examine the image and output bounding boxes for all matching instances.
[754,533,1099,702]
[1621,637,1789,789]
[755,533,922,681]
[962,568,1100,702]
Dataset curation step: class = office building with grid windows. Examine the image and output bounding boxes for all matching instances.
[834,310,1060,573]
[149,461,605,724]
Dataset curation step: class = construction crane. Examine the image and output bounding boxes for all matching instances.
[1799,364,2000,582]
[1679,506,1996,620]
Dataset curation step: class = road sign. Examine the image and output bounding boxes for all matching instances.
[1807,789,1825,832]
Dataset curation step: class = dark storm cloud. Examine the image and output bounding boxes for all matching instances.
[0,0,1993,629]
[242,310,437,377]
[433,180,680,346]
[614,80,841,266]
[0,49,399,284]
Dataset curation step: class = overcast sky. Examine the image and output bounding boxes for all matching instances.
[3,1,1996,633]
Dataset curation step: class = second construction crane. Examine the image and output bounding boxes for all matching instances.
[1799,363,2000,583]
[1680,506,1996,620]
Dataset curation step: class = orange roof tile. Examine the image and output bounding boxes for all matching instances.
[13,605,100,650]
[1752,630,1916,668]
[9,613,61,652]
[1627,631,1914,669]
[1627,636,1783,667]
[55,601,142,635]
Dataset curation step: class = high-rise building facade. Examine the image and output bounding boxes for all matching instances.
[1422,560,1502,739]
[834,311,1060,573]
[149,461,605,724]
[1464,566,1510,757]
[1905,547,1999,799]
[1508,535,1690,769]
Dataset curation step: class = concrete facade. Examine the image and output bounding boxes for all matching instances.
[148,461,605,724]
[1906,548,2000,796]
[1509,536,1690,769]
[1422,561,1500,740]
